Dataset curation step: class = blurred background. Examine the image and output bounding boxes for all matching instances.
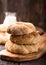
[0,0,46,31]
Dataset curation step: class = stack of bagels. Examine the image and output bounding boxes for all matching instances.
[5,22,42,55]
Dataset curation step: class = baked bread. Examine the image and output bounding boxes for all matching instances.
[5,40,39,54]
[0,24,7,32]
[0,32,10,44]
[0,34,45,61]
[7,22,36,35]
[0,24,11,44]
[5,22,42,55]
[10,32,41,45]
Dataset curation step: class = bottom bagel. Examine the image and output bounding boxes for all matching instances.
[5,40,42,55]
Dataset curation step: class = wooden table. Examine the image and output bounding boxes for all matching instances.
[0,45,46,65]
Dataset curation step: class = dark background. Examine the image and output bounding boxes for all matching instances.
[0,0,46,65]
[0,0,46,31]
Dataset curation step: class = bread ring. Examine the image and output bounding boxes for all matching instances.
[10,32,41,45]
[7,22,36,35]
[5,40,39,54]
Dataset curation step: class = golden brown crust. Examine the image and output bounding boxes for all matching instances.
[5,40,39,54]
[7,22,36,35]
[0,33,10,44]
[10,32,41,45]
[0,24,7,32]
